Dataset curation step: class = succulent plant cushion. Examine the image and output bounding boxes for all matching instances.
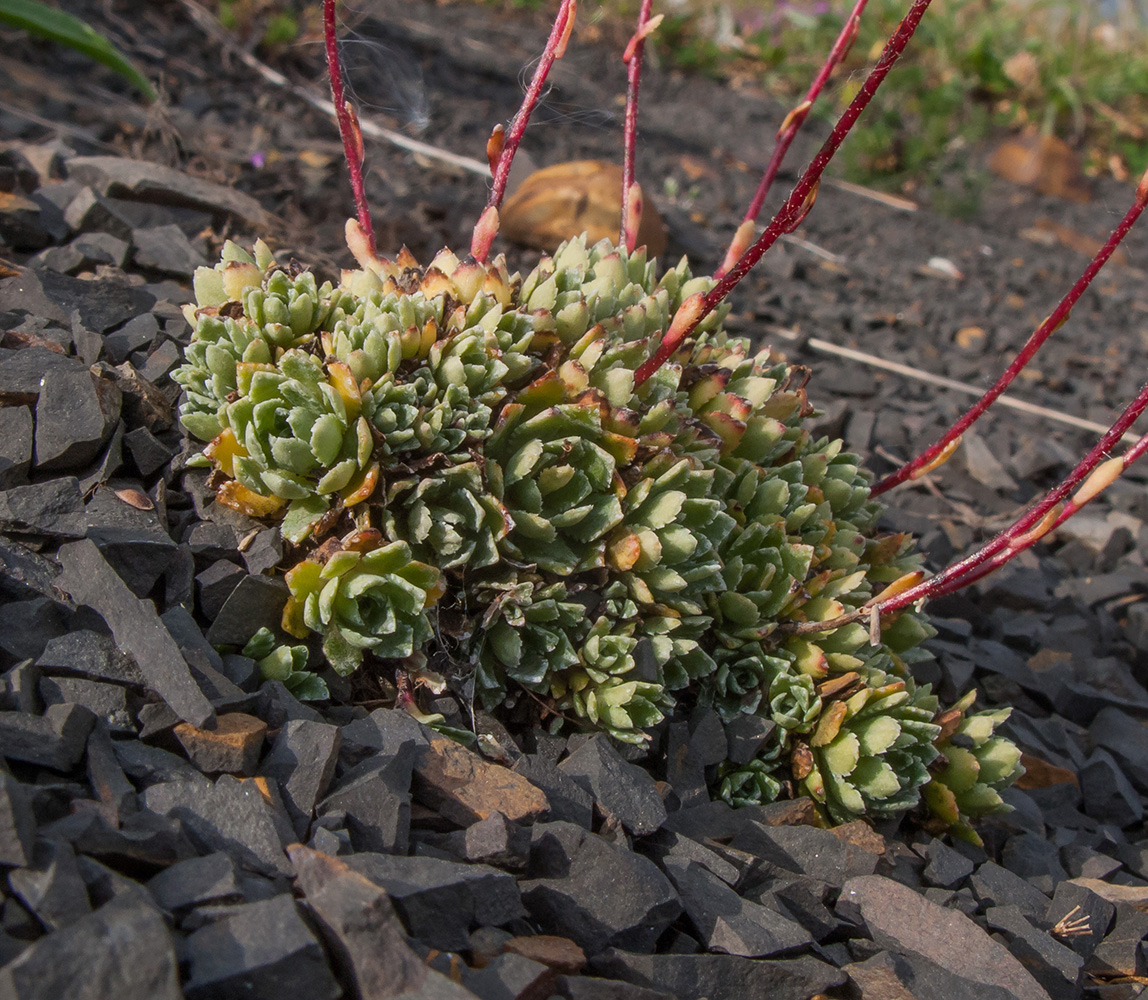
[174,232,1023,838]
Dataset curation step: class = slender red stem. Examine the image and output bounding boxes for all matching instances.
[884,383,1148,603]
[324,0,376,258]
[780,380,1148,637]
[471,0,578,262]
[872,180,1148,497]
[620,0,655,252]
[929,431,1148,597]
[716,0,868,278]
[634,0,932,388]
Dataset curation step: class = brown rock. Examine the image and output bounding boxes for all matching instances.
[503,935,586,975]
[501,160,666,256]
[413,735,549,827]
[174,713,267,775]
[288,845,438,1000]
[829,820,886,856]
[752,797,819,828]
[842,953,920,999]
[1015,753,1079,790]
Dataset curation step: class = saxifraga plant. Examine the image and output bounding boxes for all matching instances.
[173,0,1148,840]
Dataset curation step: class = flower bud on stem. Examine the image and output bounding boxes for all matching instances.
[635,0,933,387]
[621,0,656,253]
[471,0,578,262]
[716,0,869,278]
[324,0,376,258]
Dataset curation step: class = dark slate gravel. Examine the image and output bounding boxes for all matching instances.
[4,3,1148,997]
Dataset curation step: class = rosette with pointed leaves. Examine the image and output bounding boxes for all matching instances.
[609,451,731,627]
[472,574,585,707]
[804,673,941,823]
[485,375,633,574]
[549,615,668,744]
[717,743,787,808]
[924,691,1024,844]
[382,461,511,570]
[241,627,328,701]
[700,643,786,721]
[283,540,443,675]
[175,242,343,442]
[213,350,374,520]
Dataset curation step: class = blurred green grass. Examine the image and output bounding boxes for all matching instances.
[578,0,1148,207]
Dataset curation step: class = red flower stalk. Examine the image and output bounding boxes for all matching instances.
[471,0,578,262]
[620,0,658,253]
[716,0,868,278]
[872,165,1148,497]
[324,0,376,258]
[781,378,1148,638]
[633,0,933,388]
[928,431,1148,598]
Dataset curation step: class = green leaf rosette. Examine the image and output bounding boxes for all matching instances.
[283,541,443,675]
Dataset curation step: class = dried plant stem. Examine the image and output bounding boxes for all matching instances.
[767,325,1140,444]
[780,380,1148,638]
[620,0,656,252]
[180,0,489,179]
[872,170,1148,497]
[634,0,933,388]
[716,0,868,278]
[471,0,578,262]
[324,0,375,258]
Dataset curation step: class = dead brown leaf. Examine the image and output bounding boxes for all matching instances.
[501,159,666,256]
[988,133,1091,202]
[114,488,154,510]
[1015,752,1079,789]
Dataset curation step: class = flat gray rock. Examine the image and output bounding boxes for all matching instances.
[132,224,207,276]
[34,370,120,471]
[66,156,269,226]
[840,875,1052,1000]
[142,775,293,878]
[346,852,525,953]
[182,894,340,1000]
[523,822,681,956]
[0,477,85,537]
[0,404,33,487]
[559,734,666,836]
[56,539,214,727]
[590,950,846,1000]
[663,858,811,958]
[0,894,181,1000]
